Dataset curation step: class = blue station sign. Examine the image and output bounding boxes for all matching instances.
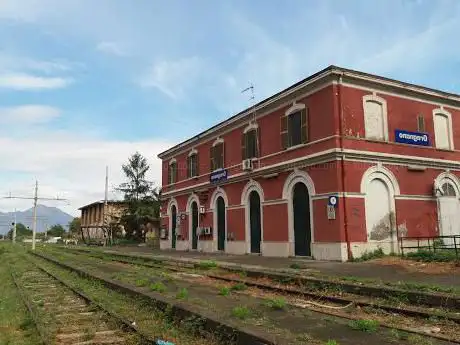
[210,169,228,183]
[395,129,430,146]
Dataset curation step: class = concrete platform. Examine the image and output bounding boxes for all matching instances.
[95,246,459,289]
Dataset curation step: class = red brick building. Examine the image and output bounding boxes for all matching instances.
[157,66,460,261]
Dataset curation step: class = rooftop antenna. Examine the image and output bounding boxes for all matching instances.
[241,83,260,166]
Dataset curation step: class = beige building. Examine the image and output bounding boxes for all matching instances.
[79,201,128,240]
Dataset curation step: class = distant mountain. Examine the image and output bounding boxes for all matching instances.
[0,205,74,234]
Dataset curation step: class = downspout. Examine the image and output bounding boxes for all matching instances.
[338,74,353,261]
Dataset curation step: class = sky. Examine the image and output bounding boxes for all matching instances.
[0,0,459,219]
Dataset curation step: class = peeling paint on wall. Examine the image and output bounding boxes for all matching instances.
[369,211,395,241]
[397,221,408,237]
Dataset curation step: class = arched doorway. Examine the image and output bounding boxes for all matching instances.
[171,205,177,249]
[293,182,311,256]
[438,181,459,244]
[191,202,199,250]
[365,178,393,241]
[249,191,262,253]
[216,196,226,251]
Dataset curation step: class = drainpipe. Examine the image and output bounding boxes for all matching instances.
[338,74,353,261]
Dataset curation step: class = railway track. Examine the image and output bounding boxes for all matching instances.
[61,247,460,324]
[40,248,460,344]
[10,258,152,345]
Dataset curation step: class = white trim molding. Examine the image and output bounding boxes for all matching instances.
[433,107,454,150]
[361,165,399,252]
[243,122,259,134]
[282,169,316,256]
[360,165,400,196]
[212,137,224,147]
[362,94,389,142]
[168,158,177,165]
[434,171,460,196]
[188,148,198,157]
[285,102,306,116]
[167,198,178,250]
[241,179,265,254]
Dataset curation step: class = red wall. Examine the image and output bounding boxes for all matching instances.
[263,203,288,241]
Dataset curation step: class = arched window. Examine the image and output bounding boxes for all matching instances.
[242,123,259,159]
[281,103,308,149]
[433,109,453,150]
[441,182,456,197]
[363,95,388,141]
[168,159,177,184]
[187,149,199,178]
[210,138,224,171]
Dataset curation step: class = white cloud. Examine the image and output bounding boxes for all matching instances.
[0,73,72,90]
[0,105,61,124]
[140,57,205,99]
[0,130,173,217]
[97,41,128,57]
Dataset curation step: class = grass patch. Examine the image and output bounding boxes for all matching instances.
[264,297,287,310]
[407,334,433,345]
[219,287,231,296]
[149,281,167,293]
[231,306,251,320]
[348,319,379,333]
[351,248,385,262]
[196,260,218,270]
[289,263,301,269]
[176,288,189,300]
[406,249,458,263]
[325,340,339,345]
[135,278,149,287]
[230,283,247,291]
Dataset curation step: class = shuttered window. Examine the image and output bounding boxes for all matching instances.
[434,113,451,149]
[417,115,426,132]
[187,153,199,178]
[168,162,177,184]
[280,108,308,149]
[241,129,259,159]
[210,142,224,171]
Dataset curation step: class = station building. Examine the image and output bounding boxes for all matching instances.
[157,65,460,261]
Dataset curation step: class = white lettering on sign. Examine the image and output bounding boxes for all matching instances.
[398,132,428,143]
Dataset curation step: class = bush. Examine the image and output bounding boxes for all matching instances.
[264,297,287,310]
[348,319,379,333]
[176,288,189,300]
[219,287,231,296]
[232,306,251,319]
[150,282,167,293]
[352,248,385,262]
[406,249,458,263]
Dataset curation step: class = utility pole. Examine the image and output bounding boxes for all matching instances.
[2,180,67,250]
[13,209,17,244]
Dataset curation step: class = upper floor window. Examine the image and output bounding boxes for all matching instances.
[363,94,388,141]
[187,150,199,178]
[242,124,259,159]
[433,108,453,150]
[168,159,177,184]
[281,103,308,149]
[210,138,224,171]
[417,114,426,133]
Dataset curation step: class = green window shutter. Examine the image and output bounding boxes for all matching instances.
[195,154,199,176]
[186,156,190,178]
[220,143,225,169]
[280,116,288,149]
[256,127,260,157]
[210,146,215,171]
[174,163,178,183]
[301,108,309,144]
[241,132,247,160]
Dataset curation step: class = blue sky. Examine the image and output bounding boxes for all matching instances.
[0,0,459,218]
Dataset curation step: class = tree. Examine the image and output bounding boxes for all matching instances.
[68,217,82,239]
[7,223,32,240]
[47,224,66,237]
[117,152,160,241]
